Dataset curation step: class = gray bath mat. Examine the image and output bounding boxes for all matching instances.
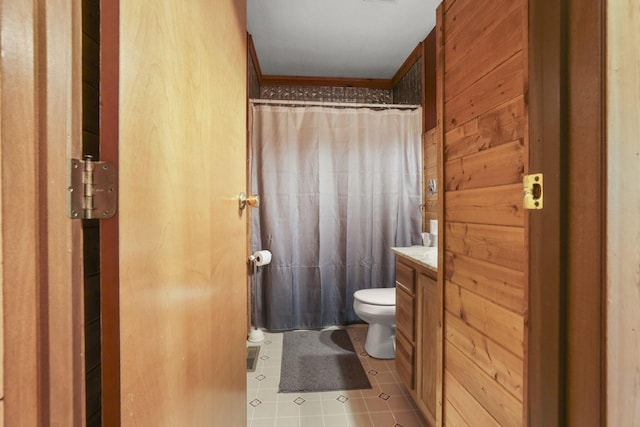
[278,329,372,393]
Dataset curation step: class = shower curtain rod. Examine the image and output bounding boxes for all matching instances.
[249,98,420,110]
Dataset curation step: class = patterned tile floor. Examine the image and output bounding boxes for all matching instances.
[247,325,428,427]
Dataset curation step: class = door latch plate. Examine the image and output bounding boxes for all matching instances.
[523,173,543,210]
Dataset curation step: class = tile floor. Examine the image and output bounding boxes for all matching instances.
[247,324,428,427]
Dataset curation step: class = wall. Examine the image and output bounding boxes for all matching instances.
[439,0,528,425]
[607,0,640,424]
[422,29,437,232]
[393,58,423,105]
[248,47,260,99]
[423,129,437,233]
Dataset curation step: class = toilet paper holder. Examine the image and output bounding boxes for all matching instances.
[239,192,260,210]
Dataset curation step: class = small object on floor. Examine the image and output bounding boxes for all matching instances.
[247,345,261,372]
[279,329,372,393]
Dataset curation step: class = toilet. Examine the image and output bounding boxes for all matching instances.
[353,287,396,359]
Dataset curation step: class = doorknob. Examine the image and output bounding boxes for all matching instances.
[239,192,260,210]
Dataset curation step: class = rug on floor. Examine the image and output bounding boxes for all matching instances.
[278,329,372,393]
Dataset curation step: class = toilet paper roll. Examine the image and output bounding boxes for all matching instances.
[253,250,272,266]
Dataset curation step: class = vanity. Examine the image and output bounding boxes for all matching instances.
[392,246,438,427]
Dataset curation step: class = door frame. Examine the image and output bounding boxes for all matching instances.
[1,0,85,424]
[528,0,606,425]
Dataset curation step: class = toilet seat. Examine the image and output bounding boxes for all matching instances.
[354,288,395,306]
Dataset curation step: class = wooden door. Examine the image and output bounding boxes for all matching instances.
[101,1,248,425]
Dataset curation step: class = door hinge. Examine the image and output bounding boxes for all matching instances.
[67,156,117,219]
[523,173,543,210]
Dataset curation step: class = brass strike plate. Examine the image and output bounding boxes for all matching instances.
[523,173,543,210]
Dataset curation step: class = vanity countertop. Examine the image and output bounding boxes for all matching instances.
[391,246,437,272]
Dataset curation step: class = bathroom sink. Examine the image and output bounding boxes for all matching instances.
[391,245,437,269]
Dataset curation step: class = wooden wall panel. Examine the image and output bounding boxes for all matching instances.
[446,313,523,400]
[446,343,522,426]
[439,0,528,424]
[445,52,524,132]
[442,0,506,53]
[445,223,524,272]
[443,398,472,427]
[445,96,525,162]
[423,128,438,231]
[445,282,524,358]
[445,252,525,314]
[445,184,523,227]
[445,141,525,191]
[444,1,522,101]
[444,371,500,427]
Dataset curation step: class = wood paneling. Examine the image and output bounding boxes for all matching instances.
[443,398,471,427]
[445,184,523,227]
[445,282,524,358]
[439,0,528,423]
[445,252,525,314]
[118,0,247,425]
[423,129,438,231]
[445,96,526,162]
[445,312,523,401]
[445,140,525,191]
[435,7,446,426]
[444,370,499,427]
[446,343,522,427]
[444,52,524,131]
[445,223,524,272]
[443,2,522,101]
[607,0,639,425]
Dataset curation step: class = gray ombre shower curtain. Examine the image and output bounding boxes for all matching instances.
[250,104,422,331]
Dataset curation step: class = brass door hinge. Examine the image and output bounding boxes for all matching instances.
[67,156,117,219]
[523,173,543,209]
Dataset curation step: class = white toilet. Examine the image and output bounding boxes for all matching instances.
[353,287,396,359]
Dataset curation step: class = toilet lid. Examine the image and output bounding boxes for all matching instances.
[354,288,395,306]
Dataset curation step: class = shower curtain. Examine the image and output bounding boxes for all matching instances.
[250,104,422,331]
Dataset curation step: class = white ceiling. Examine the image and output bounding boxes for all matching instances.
[247,0,440,80]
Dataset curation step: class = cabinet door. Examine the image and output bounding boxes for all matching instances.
[419,272,438,422]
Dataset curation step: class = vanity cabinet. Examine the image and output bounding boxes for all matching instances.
[395,256,438,426]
